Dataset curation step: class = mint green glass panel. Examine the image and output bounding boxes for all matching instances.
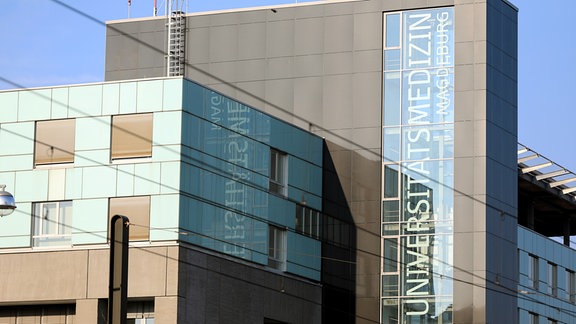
[102,83,120,116]
[137,79,163,113]
[72,198,108,245]
[75,116,110,150]
[69,85,102,117]
[119,82,137,114]
[150,194,179,241]
[163,78,183,111]
[0,122,34,156]
[19,89,51,121]
[0,202,32,248]
[51,87,69,119]
[0,91,18,123]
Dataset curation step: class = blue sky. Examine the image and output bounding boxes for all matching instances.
[0,0,575,171]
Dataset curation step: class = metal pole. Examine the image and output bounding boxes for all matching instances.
[108,215,130,324]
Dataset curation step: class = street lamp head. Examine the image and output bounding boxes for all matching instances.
[0,185,16,217]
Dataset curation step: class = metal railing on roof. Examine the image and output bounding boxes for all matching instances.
[518,143,576,199]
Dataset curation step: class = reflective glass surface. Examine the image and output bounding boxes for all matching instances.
[382,7,454,323]
[35,119,75,165]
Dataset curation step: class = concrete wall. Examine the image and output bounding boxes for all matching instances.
[0,246,178,323]
[177,244,322,323]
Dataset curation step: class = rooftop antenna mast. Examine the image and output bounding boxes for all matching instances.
[166,0,187,77]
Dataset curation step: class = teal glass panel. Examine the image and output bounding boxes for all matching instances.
[383,72,401,126]
[385,14,401,47]
[286,232,321,280]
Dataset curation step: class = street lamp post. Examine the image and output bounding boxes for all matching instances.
[0,185,16,217]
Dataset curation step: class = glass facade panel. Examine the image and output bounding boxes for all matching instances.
[384,127,401,162]
[385,14,401,47]
[385,49,401,71]
[111,113,153,160]
[109,196,150,241]
[383,7,454,323]
[35,119,75,165]
[384,165,400,198]
[383,72,401,126]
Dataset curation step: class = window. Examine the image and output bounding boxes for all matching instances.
[566,270,576,303]
[548,262,557,296]
[295,204,320,238]
[268,225,286,271]
[0,304,75,323]
[529,312,538,324]
[269,149,287,196]
[127,301,154,324]
[32,201,72,247]
[111,113,153,160]
[109,196,150,241]
[548,319,557,324]
[35,119,75,166]
[528,254,538,289]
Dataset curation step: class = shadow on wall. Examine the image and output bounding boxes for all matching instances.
[321,140,358,324]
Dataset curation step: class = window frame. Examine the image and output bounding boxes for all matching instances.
[110,113,153,161]
[268,225,287,271]
[528,254,539,289]
[32,200,73,247]
[269,149,288,196]
[34,119,75,166]
[295,204,321,239]
[548,262,557,297]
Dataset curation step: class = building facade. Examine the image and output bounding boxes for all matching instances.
[0,78,325,323]
[105,0,519,323]
[3,0,576,323]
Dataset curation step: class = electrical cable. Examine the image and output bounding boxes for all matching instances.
[0,0,573,321]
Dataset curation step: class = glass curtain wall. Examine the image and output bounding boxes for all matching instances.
[382,7,455,323]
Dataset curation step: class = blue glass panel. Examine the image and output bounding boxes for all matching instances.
[383,72,401,126]
[402,8,454,70]
[384,49,401,70]
[401,68,454,125]
[383,127,401,162]
[401,124,454,161]
[385,14,401,47]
